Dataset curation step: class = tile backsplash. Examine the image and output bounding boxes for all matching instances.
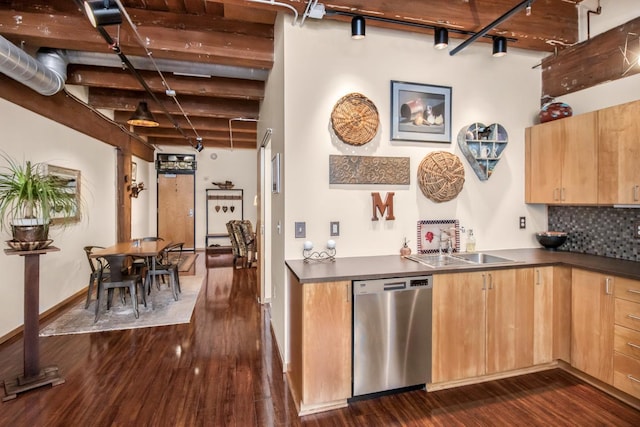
[548,206,640,262]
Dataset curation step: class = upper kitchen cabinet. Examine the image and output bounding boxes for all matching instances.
[598,100,640,205]
[525,112,598,204]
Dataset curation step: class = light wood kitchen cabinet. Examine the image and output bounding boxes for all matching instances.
[571,269,615,384]
[287,272,352,415]
[551,266,572,362]
[533,267,554,365]
[432,268,534,383]
[613,276,640,399]
[598,99,640,205]
[525,111,598,204]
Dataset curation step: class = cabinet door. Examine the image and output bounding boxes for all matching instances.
[527,121,564,203]
[486,269,534,374]
[598,100,640,204]
[571,269,614,384]
[533,267,554,365]
[562,112,598,204]
[432,272,486,382]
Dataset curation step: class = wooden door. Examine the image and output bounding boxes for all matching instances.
[598,100,640,204]
[158,173,195,250]
[562,112,598,204]
[527,121,564,203]
[485,268,533,374]
[533,267,554,365]
[571,269,615,384]
[432,272,486,383]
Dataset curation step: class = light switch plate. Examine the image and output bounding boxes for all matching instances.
[295,222,306,238]
[519,216,526,229]
[330,221,340,236]
[634,221,640,239]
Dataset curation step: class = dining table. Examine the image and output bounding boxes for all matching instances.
[91,239,172,292]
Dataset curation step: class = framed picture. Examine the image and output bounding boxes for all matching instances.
[271,153,280,194]
[46,164,81,224]
[417,219,459,254]
[391,80,452,143]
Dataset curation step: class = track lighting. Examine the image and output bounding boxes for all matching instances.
[195,137,204,152]
[127,101,160,127]
[351,16,365,39]
[83,0,122,28]
[434,27,448,50]
[492,36,507,57]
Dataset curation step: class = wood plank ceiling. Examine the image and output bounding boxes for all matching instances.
[0,0,583,151]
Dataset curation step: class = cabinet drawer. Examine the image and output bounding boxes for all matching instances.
[614,277,640,303]
[613,353,640,399]
[614,325,640,359]
[615,298,640,331]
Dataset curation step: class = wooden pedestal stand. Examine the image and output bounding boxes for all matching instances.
[2,246,65,401]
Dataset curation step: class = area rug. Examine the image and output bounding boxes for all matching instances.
[39,273,205,336]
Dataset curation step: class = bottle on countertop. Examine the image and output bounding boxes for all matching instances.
[466,229,476,253]
[400,238,412,256]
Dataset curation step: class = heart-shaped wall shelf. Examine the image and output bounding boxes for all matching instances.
[457,123,508,181]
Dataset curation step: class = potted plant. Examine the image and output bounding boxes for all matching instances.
[0,153,77,245]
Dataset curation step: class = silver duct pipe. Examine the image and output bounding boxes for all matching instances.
[0,36,67,96]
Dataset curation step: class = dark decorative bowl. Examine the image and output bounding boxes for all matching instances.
[535,232,568,250]
[6,239,54,251]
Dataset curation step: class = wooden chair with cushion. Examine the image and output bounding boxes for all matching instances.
[226,221,242,268]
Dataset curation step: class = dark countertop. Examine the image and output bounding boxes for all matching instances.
[285,249,640,283]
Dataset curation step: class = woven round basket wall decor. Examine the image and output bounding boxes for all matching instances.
[418,151,465,203]
[330,92,379,146]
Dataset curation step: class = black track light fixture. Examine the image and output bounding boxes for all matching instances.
[351,16,366,39]
[492,36,507,57]
[434,27,448,50]
[195,137,204,152]
[83,0,122,28]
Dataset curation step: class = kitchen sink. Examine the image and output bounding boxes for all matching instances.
[405,252,518,268]
[451,253,517,264]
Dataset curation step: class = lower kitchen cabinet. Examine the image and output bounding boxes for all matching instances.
[287,271,352,414]
[571,269,615,385]
[613,276,640,399]
[432,268,534,383]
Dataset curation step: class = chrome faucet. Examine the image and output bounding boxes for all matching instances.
[439,227,458,255]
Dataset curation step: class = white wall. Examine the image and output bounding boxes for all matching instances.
[0,99,116,337]
[282,20,546,261]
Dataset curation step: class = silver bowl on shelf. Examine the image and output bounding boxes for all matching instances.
[535,231,568,250]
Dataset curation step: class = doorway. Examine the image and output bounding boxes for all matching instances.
[157,173,195,250]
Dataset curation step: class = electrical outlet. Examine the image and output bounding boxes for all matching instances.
[519,216,526,229]
[330,221,340,236]
[634,221,640,239]
[295,222,306,238]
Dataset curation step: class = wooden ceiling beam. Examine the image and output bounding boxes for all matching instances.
[113,111,257,133]
[88,88,260,119]
[541,17,640,98]
[150,137,255,150]
[0,8,273,69]
[133,127,256,142]
[67,65,265,100]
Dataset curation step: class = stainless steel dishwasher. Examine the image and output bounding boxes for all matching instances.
[352,275,432,397]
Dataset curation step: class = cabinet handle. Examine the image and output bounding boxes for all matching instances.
[560,188,566,201]
[628,374,640,384]
[536,269,541,285]
[605,277,613,295]
[627,342,640,350]
[627,314,640,321]
[488,273,493,290]
[553,188,559,201]
[346,283,351,303]
[627,289,640,295]
[634,185,639,202]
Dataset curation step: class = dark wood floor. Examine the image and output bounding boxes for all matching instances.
[1,257,639,426]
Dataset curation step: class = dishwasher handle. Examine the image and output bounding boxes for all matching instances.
[384,281,407,291]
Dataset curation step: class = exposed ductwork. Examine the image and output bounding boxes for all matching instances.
[0,36,68,96]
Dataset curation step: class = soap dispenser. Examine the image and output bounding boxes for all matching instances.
[466,229,476,253]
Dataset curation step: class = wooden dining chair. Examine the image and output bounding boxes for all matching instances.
[94,254,147,322]
[83,245,106,309]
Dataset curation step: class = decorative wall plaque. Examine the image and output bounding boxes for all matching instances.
[329,155,410,185]
[457,123,508,181]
